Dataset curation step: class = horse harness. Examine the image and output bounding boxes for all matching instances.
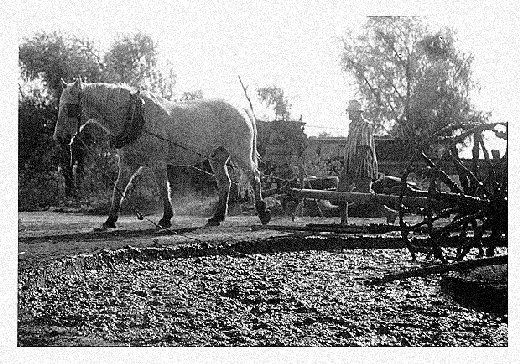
[65,90,147,149]
[108,92,146,149]
[65,88,244,184]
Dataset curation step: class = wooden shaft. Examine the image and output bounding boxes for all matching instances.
[290,188,442,209]
[288,188,488,211]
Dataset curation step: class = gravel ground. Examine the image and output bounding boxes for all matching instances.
[18,226,508,346]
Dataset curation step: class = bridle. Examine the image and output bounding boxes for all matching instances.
[64,90,83,136]
[63,87,146,150]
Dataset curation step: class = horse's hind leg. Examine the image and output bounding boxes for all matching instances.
[233,152,271,225]
[255,174,271,225]
[207,147,231,226]
[152,165,173,229]
[104,158,142,229]
[250,168,271,225]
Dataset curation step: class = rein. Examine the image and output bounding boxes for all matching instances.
[65,92,82,136]
[64,92,83,168]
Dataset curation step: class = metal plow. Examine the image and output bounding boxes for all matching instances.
[259,122,507,265]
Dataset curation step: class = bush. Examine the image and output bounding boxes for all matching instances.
[18,83,63,210]
[18,170,61,211]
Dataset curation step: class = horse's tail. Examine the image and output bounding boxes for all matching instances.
[244,108,261,169]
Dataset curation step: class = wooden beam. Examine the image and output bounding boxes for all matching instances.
[288,188,439,209]
[288,188,488,211]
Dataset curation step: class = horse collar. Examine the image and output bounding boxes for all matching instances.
[109,92,146,149]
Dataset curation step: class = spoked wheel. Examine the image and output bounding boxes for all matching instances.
[396,124,507,262]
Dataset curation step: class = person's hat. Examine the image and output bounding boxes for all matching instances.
[347,100,364,112]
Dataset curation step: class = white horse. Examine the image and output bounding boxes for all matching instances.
[53,78,271,229]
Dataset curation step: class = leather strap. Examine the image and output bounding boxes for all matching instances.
[109,91,146,149]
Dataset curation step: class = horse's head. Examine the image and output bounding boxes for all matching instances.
[53,78,84,144]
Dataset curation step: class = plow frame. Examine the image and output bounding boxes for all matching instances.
[261,122,507,263]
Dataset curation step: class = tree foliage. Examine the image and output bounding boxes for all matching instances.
[103,32,157,84]
[103,33,176,99]
[18,78,57,174]
[19,32,104,97]
[180,90,204,101]
[257,86,292,121]
[18,77,63,210]
[341,16,485,145]
[19,31,177,99]
[254,85,307,179]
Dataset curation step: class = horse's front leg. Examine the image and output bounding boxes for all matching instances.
[152,165,173,229]
[103,158,142,229]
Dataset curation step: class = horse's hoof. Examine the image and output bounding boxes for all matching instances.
[157,222,172,229]
[259,209,271,225]
[157,219,172,229]
[94,223,114,232]
[206,218,221,227]
[154,227,171,234]
[102,219,117,229]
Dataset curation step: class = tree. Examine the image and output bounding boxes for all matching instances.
[256,85,306,178]
[254,86,307,177]
[103,32,176,98]
[257,86,292,121]
[103,32,157,85]
[151,62,177,101]
[341,16,485,146]
[19,32,107,202]
[180,89,204,101]
[19,32,104,97]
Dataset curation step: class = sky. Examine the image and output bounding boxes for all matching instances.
[16,0,520,139]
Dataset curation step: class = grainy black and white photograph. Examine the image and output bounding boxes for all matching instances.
[6,0,517,360]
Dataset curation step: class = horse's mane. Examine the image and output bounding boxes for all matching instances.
[83,83,133,106]
[78,83,140,137]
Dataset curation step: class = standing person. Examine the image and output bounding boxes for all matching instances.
[337,100,397,224]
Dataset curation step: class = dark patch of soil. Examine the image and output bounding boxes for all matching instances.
[441,264,508,315]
